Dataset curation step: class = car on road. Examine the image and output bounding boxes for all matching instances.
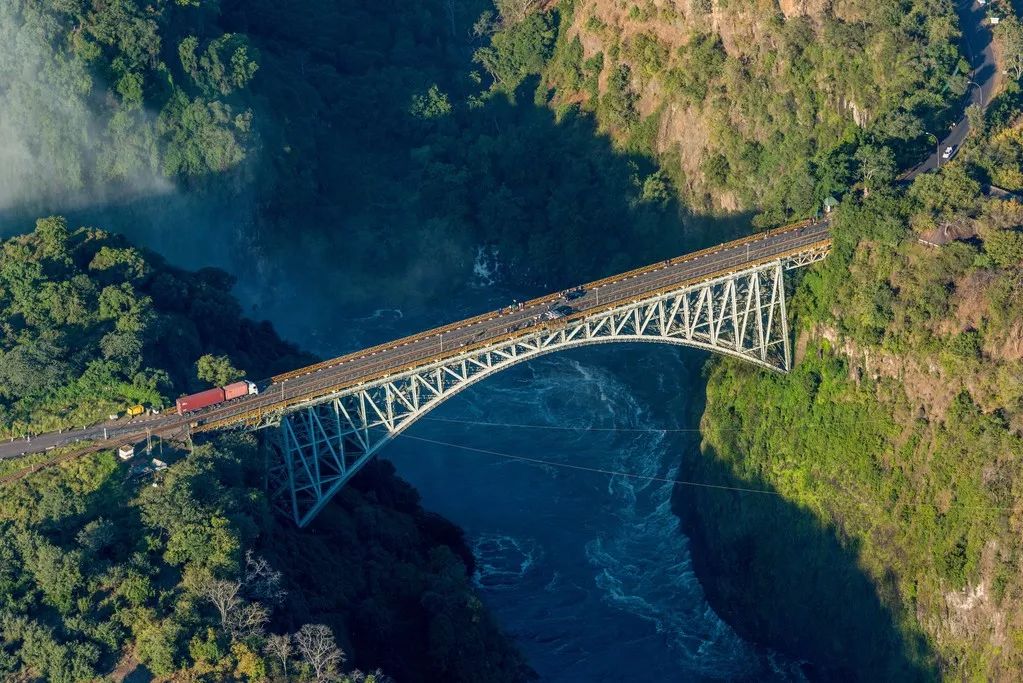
[564,287,585,301]
[546,304,575,319]
[942,145,957,160]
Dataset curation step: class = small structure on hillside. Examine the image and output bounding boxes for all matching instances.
[117,444,135,461]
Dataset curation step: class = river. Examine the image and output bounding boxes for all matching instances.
[156,222,807,680]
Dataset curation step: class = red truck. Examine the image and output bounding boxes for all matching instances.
[176,380,259,416]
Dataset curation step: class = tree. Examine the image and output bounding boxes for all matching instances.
[855,144,896,194]
[996,16,1023,80]
[966,103,985,137]
[179,34,259,97]
[601,64,638,130]
[496,0,542,25]
[409,85,452,120]
[295,624,345,683]
[984,229,1023,267]
[244,550,285,605]
[33,216,70,260]
[265,633,294,678]
[472,10,497,37]
[89,246,150,282]
[195,354,243,386]
[227,601,269,640]
[909,164,981,225]
[473,11,555,89]
[200,577,243,630]
[198,553,280,640]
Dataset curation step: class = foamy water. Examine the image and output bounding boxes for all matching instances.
[389,351,805,681]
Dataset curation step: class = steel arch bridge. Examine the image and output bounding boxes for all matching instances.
[264,247,826,527]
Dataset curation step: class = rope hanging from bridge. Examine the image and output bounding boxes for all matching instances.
[397,433,784,496]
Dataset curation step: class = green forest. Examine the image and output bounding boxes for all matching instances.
[0,433,531,682]
[0,217,310,437]
[0,221,533,682]
[2,0,1023,680]
[683,97,1023,678]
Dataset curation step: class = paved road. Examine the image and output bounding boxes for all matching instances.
[910,0,998,177]
[0,219,831,463]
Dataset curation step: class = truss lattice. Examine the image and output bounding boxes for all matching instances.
[265,254,825,526]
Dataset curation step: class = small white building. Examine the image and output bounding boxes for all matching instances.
[117,444,135,461]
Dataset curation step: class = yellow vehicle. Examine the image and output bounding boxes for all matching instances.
[127,404,145,417]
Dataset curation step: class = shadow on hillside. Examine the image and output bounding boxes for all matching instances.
[671,432,938,681]
[21,74,759,356]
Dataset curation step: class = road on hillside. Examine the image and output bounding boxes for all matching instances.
[909,0,999,177]
[0,220,832,463]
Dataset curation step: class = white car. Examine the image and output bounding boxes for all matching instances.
[942,145,956,160]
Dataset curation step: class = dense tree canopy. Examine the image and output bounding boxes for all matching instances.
[0,217,307,437]
[0,0,258,211]
[0,433,532,681]
[689,153,1023,678]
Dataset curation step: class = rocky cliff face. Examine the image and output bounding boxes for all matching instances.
[536,0,961,218]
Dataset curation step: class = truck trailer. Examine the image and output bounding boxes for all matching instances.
[176,380,259,416]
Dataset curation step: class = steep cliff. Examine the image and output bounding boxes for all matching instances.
[677,130,1023,678]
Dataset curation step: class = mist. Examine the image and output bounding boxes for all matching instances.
[0,5,174,221]
[0,0,717,362]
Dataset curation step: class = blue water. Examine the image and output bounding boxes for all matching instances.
[385,348,803,681]
[268,253,806,679]
[204,248,803,679]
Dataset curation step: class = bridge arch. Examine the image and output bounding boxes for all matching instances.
[267,259,810,526]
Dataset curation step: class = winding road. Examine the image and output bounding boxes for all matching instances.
[909,0,999,177]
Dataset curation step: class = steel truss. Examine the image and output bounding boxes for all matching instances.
[268,254,825,526]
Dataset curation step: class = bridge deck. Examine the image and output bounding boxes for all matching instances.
[198,219,830,429]
[0,220,831,461]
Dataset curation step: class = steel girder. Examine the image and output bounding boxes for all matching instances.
[265,255,824,527]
